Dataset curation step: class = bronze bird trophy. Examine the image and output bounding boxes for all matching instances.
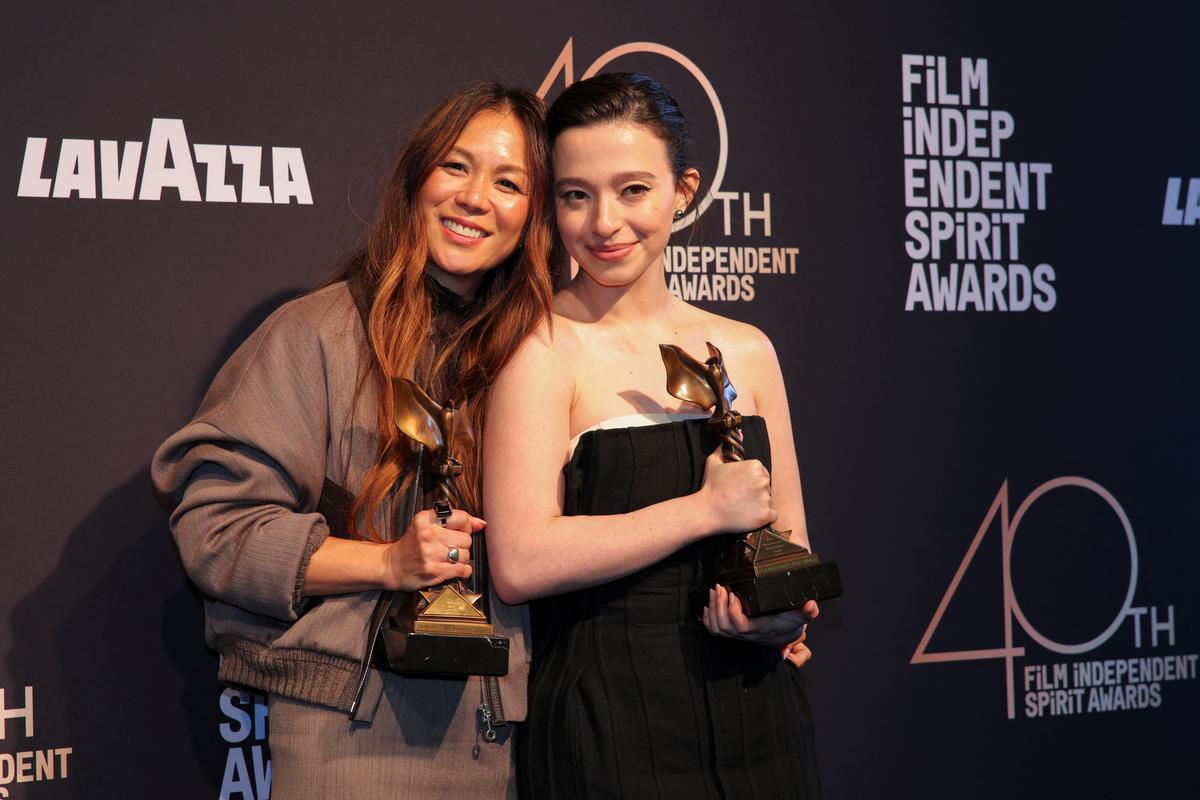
[659,342,843,616]
[375,378,509,677]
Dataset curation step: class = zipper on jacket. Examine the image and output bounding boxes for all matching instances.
[349,444,423,719]
[479,674,506,742]
[345,343,510,733]
[469,473,506,743]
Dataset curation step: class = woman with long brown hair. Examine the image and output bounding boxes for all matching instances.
[153,82,559,798]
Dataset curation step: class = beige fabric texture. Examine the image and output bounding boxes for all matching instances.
[269,671,516,800]
[152,283,529,789]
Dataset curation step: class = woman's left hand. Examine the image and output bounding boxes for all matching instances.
[781,630,813,667]
[702,584,819,657]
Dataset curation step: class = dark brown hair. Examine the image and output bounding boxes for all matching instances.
[334,81,560,539]
[547,72,695,190]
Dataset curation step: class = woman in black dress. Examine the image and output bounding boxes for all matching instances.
[484,74,821,798]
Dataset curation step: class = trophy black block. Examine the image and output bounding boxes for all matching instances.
[726,560,844,617]
[378,626,510,678]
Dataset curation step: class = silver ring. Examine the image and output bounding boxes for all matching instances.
[447,547,460,564]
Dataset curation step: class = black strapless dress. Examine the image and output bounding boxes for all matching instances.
[518,417,820,799]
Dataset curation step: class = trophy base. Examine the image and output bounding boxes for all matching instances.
[374,588,510,678]
[717,559,844,617]
[378,624,510,677]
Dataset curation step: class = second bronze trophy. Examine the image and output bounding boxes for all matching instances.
[660,342,843,616]
[374,377,509,677]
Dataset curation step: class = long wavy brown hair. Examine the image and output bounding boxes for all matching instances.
[332,82,560,540]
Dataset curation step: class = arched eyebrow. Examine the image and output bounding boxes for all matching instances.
[612,171,658,183]
[554,171,658,190]
[447,145,527,177]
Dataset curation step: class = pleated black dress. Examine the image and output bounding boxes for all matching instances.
[518,417,820,799]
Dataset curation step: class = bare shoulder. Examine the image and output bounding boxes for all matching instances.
[681,303,777,367]
[502,301,583,381]
[545,288,595,354]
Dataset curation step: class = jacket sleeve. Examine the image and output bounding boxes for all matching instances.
[152,299,337,622]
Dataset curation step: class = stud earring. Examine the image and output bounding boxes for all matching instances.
[673,209,686,220]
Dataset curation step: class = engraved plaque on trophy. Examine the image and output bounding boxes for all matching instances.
[660,342,843,616]
[375,378,509,677]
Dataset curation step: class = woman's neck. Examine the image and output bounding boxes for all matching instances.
[568,260,676,326]
[425,262,484,301]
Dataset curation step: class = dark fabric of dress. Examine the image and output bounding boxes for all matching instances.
[518,417,820,799]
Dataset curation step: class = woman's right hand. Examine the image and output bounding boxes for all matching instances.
[382,508,483,592]
[697,447,778,534]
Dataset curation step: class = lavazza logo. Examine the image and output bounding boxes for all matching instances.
[901,55,1056,312]
[1161,175,1200,226]
[15,118,312,204]
[911,477,1197,720]
[538,39,798,304]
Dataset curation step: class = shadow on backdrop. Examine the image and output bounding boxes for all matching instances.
[6,289,304,798]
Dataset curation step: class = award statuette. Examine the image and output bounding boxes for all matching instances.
[374,378,509,677]
[659,342,843,616]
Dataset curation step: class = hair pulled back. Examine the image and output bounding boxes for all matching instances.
[547,72,694,187]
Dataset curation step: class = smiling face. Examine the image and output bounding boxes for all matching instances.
[553,121,696,289]
[419,108,531,297]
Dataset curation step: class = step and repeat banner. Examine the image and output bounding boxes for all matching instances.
[2,3,1195,798]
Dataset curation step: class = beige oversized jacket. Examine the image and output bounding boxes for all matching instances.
[152,282,530,720]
